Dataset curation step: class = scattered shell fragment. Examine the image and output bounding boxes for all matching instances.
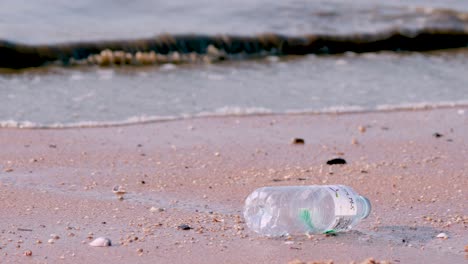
[358,125,366,133]
[47,239,54,244]
[436,232,448,239]
[23,250,32,256]
[89,237,112,247]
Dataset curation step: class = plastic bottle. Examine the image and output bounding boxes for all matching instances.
[243,185,371,237]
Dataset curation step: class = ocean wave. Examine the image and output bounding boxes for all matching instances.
[1,7,468,69]
[1,101,467,129]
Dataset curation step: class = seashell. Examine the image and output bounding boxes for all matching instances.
[89,237,112,247]
[436,232,448,239]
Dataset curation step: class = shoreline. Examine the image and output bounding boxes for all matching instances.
[1,101,468,129]
[0,107,467,263]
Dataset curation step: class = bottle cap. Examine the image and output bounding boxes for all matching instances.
[361,196,372,219]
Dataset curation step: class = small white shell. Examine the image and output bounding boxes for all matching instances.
[89,237,112,247]
[436,232,448,239]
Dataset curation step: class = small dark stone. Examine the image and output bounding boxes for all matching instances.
[402,239,406,243]
[326,158,347,165]
[48,144,57,148]
[292,138,305,144]
[137,144,143,147]
[297,178,307,181]
[177,224,192,230]
[141,181,146,184]
[101,221,106,224]
[272,179,282,182]
[446,139,453,142]
[433,133,443,138]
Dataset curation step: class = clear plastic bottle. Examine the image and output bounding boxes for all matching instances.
[243,185,371,237]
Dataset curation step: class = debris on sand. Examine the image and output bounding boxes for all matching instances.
[150,207,165,213]
[23,250,32,256]
[326,158,347,165]
[89,237,112,247]
[112,185,126,200]
[292,138,305,144]
[433,132,443,138]
[177,224,192,230]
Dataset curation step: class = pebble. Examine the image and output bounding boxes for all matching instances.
[433,132,443,138]
[177,224,192,230]
[436,232,448,239]
[292,138,305,144]
[23,250,32,256]
[47,239,54,244]
[326,158,347,165]
[89,237,112,247]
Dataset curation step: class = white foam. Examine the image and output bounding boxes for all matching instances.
[376,100,468,111]
[1,101,467,129]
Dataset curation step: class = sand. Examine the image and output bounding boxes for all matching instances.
[0,107,467,263]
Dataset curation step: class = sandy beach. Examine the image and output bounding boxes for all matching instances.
[0,107,467,263]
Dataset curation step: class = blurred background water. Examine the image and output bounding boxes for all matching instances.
[1,0,467,127]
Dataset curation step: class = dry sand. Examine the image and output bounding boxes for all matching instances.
[0,107,467,263]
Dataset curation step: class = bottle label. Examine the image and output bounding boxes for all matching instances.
[324,186,358,233]
[327,186,357,216]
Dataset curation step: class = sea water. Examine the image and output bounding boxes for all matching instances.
[0,0,467,127]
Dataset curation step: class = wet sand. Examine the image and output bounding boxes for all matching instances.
[0,107,467,263]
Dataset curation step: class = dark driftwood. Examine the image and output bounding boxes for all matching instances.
[1,28,468,69]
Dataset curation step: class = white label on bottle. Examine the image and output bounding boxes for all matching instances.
[327,186,357,216]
